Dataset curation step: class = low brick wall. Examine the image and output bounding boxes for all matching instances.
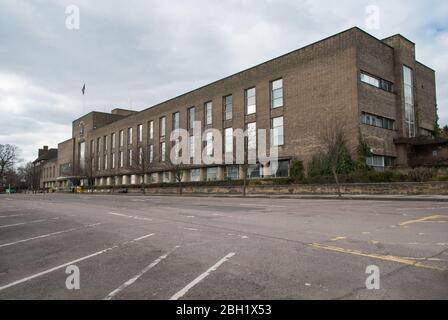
[122,181,448,196]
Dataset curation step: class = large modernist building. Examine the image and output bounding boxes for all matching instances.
[35,27,445,189]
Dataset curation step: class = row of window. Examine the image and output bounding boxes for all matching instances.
[43,166,56,179]
[90,116,285,171]
[361,112,394,130]
[360,72,393,93]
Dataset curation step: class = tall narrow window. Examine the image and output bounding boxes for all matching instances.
[111,133,116,149]
[138,147,143,165]
[137,124,143,143]
[403,66,415,137]
[174,139,181,160]
[104,136,108,152]
[247,122,257,151]
[272,116,284,146]
[97,137,101,154]
[149,121,154,140]
[225,128,233,154]
[160,117,166,137]
[206,132,213,156]
[245,87,256,115]
[111,153,116,169]
[271,79,283,108]
[119,130,124,147]
[224,95,232,120]
[149,144,154,163]
[128,149,133,167]
[127,127,133,145]
[160,142,166,161]
[189,135,195,159]
[104,154,108,170]
[119,151,123,168]
[188,107,195,129]
[205,102,213,125]
[173,112,180,131]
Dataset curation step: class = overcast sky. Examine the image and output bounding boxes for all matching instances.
[1,0,447,164]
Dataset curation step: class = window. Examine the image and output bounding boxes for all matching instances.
[97,156,101,171]
[271,116,284,146]
[205,102,213,125]
[361,112,394,130]
[163,171,171,183]
[111,153,116,169]
[271,79,283,108]
[403,66,415,137]
[225,128,233,154]
[104,154,108,170]
[225,166,239,180]
[188,107,195,129]
[137,124,143,143]
[247,164,261,179]
[128,149,133,166]
[97,137,101,154]
[189,135,195,159]
[160,142,166,161]
[119,130,124,147]
[174,139,181,160]
[360,72,393,93]
[119,151,124,167]
[149,144,154,163]
[138,147,143,165]
[245,87,256,115]
[160,117,166,137]
[90,140,94,155]
[104,136,108,152]
[173,112,180,131]
[127,127,133,145]
[223,95,232,120]
[206,167,218,181]
[247,122,257,151]
[79,123,85,135]
[79,142,86,171]
[366,155,395,171]
[190,169,200,182]
[111,133,116,149]
[149,121,154,140]
[270,160,289,178]
[206,132,213,156]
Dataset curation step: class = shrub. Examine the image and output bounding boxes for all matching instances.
[290,160,305,183]
[408,167,437,182]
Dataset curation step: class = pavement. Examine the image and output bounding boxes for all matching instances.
[0,193,447,300]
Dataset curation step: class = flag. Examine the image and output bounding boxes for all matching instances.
[81,83,86,95]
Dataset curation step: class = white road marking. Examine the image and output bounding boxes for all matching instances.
[0,232,156,292]
[0,223,102,248]
[104,245,180,300]
[170,252,236,300]
[106,212,152,222]
[183,227,198,231]
[133,233,155,242]
[0,218,59,229]
[239,203,286,208]
[0,214,30,218]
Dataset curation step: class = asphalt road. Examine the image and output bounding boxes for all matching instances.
[0,193,447,300]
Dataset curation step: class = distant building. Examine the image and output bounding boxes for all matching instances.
[36,27,447,189]
[32,146,58,189]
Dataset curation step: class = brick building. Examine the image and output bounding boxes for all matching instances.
[37,27,445,189]
[32,146,58,190]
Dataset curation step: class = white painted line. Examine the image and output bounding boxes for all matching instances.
[183,227,198,231]
[0,223,102,248]
[0,218,59,229]
[0,232,155,292]
[0,214,30,218]
[106,212,152,222]
[104,246,180,300]
[239,203,286,208]
[133,233,155,242]
[169,252,236,300]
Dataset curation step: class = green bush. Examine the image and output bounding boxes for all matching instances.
[290,160,305,183]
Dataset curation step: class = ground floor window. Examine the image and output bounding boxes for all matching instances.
[225,166,239,180]
[366,155,395,171]
[206,167,218,181]
[247,164,261,179]
[150,173,158,184]
[270,160,290,178]
[190,169,200,182]
[163,171,171,183]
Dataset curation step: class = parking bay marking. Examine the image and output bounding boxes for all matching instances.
[104,245,180,300]
[0,233,155,292]
[170,252,236,300]
[0,223,102,248]
[0,217,60,229]
[399,215,448,226]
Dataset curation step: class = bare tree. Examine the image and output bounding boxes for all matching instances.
[130,145,160,194]
[0,144,18,186]
[17,162,35,190]
[319,119,350,198]
[163,158,187,196]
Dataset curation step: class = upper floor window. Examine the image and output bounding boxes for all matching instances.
[149,144,154,163]
[127,127,133,145]
[403,65,415,137]
[119,130,124,147]
[160,142,166,161]
[103,136,108,152]
[137,124,143,143]
[79,123,85,136]
[360,72,393,93]
[173,112,180,131]
[271,116,284,146]
[149,121,154,140]
[138,147,143,165]
[362,112,394,130]
[189,135,195,160]
[188,107,195,129]
[271,79,283,108]
[111,133,116,149]
[96,137,101,154]
[160,117,166,137]
[224,127,233,154]
[245,87,256,115]
[223,95,232,120]
[205,102,213,125]
[127,149,133,166]
[206,132,213,156]
[247,122,257,151]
